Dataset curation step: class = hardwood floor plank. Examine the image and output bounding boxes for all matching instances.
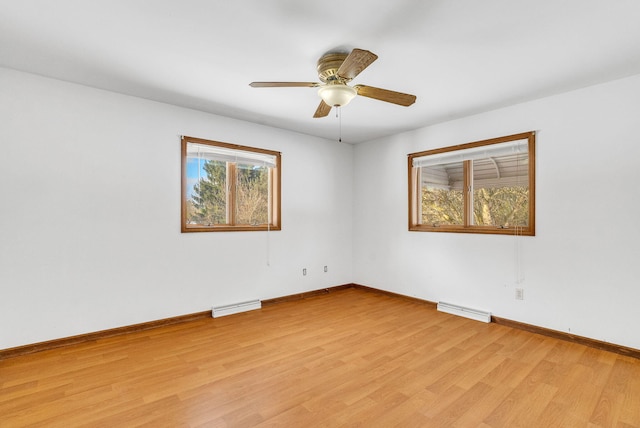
[1,288,639,427]
[621,361,640,425]
[450,383,514,427]
[430,381,493,426]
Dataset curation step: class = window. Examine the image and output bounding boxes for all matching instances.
[181,136,281,232]
[408,132,535,235]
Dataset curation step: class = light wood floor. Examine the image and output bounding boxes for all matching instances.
[1,288,639,427]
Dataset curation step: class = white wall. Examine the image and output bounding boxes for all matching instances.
[353,73,640,350]
[0,67,354,349]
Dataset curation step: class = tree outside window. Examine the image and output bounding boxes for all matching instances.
[408,132,535,236]
[181,136,280,232]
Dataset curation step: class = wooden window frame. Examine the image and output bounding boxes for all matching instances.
[181,136,281,233]
[408,131,536,236]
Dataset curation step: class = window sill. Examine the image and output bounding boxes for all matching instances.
[409,225,534,236]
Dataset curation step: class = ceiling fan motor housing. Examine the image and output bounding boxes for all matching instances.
[317,53,350,83]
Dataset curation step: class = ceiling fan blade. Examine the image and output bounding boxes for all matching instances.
[249,82,319,88]
[336,49,378,80]
[313,100,332,118]
[354,85,416,106]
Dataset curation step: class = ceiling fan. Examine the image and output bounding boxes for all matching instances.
[249,48,417,118]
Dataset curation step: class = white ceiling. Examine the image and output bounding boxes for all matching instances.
[2,1,640,143]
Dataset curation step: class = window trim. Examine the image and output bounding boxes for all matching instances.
[408,131,535,236]
[181,136,281,233]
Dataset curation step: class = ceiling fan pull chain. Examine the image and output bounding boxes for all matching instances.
[337,106,342,143]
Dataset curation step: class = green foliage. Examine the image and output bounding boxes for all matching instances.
[189,161,269,226]
[190,160,227,225]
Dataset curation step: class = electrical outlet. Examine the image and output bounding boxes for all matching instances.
[303,268,307,276]
[324,265,328,272]
[515,288,524,300]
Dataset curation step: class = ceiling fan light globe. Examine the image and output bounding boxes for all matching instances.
[318,84,357,107]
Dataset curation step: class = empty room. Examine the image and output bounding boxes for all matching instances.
[1,1,640,426]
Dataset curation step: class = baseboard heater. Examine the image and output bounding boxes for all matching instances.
[437,301,491,323]
[212,299,262,318]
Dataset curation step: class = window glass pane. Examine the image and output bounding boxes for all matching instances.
[187,159,228,226]
[472,154,529,227]
[420,162,464,226]
[182,136,281,232]
[235,162,269,226]
[408,132,534,235]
